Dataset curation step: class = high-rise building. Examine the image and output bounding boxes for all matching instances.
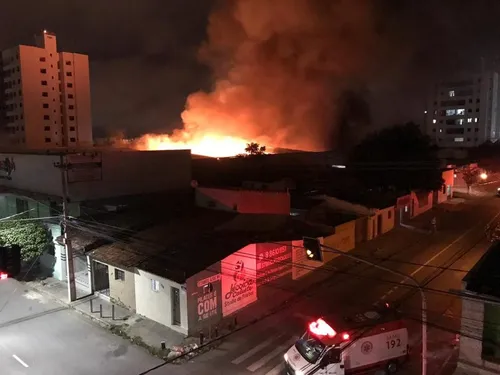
[425,71,500,147]
[0,30,93,148]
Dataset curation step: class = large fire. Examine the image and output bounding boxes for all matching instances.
[123,0,376,158]
[133,132,268,158]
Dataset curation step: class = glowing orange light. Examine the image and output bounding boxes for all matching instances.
[309,318,336,338]
[134,133,255,158]
[342,333,350,340]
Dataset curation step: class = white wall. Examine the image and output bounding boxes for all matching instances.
[0,149,191,201]
[0,153,62,196]
[134,269,188,335]
[67,150,192,201]
[108,266,136,310]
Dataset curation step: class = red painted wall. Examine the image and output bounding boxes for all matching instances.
[196,187,290,214]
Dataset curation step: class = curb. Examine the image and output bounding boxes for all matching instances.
[22,282,112,329]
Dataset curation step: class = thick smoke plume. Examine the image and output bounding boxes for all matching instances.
[180,0,383,151]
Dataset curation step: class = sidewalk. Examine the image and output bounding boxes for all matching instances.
[25,278,192,360]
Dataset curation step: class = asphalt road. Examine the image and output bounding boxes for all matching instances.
[0,279,162,375]
[146,186,500,375]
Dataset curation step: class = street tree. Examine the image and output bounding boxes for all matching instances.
[245,142,266,156]
[0,221,53,262]
[349,122,443,192]
[458,165,480,194]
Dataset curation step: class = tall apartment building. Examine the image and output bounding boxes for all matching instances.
[0,31,93,148]
[425,71,500,147]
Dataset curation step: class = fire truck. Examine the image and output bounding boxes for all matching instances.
[284,306,409,375]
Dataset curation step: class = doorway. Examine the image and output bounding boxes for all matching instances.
[93,261,110,296]
[171,287,181,326]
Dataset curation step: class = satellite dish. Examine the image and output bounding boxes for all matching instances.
[191,180,199,188]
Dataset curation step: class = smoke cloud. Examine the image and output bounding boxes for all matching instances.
[179,0,385,151]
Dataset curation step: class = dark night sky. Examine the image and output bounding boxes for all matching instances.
[1,0,500,142]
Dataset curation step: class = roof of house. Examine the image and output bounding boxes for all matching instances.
[463,241,500,299]
[89,210,332,284]
[321,189,401,210]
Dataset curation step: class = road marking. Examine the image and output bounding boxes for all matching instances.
[247,337,296,372]
[378,210,500,302]
[265,362,284,375]
[437,347,458,374]
[231,336,277,365]
[12,354,29,368]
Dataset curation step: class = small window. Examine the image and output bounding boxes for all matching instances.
[39,57,46,62]
[41,80,47,86]
[65,61,71,66]
[151,279,160,292]
[40,68,47,74]
[67,83,73,88]
[68,94,74,99]
[114,268,125,281]
[66,72,73,77]
[43,115,50,120]
[44,138,51,143]
[42,103,49,109]
[69,126,75,131]
[44,126,50,131]
[68,105,74,110]
[69,116,75,121]
[42,92,48,97]
[70,137,76,142]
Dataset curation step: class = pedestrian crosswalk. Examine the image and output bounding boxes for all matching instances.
[229,332,299,375]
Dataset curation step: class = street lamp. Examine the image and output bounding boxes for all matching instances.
[302,237,428,375]
[480,172,488,180]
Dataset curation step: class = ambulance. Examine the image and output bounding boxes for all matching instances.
[283,307,409,375]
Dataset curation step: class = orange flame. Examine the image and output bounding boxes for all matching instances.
[132,130,274,158]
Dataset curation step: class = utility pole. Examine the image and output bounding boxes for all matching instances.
[56,155,76,302]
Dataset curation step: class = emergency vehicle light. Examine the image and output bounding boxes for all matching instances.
[0,272,8,280]
[342,333,350,340]
[309,318,336,338]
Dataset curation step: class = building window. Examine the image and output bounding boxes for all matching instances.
[69,126,75,131]
[39,57,46,62]
[476,108,480,112]
[43,115,50,120]
[467,118,473,123]
[70,137,76,142]
[68,105,74,110]
[456,108,465,115]
[475,118,479,123]
[67,83,73,88]
[42,92,48,97]
[151,279,160,292]
[448,90,455,97]
[41,80,47,86]
[43,103,49,109]
[40,68,47,74]
[114,268,125,281]
[432,119,437,124]
[44,138,51,143]
[66,72,73,77]
[69,116,75,121]
[482,303,500,362]
[446,109,456,116]
[68,94,74,99]
[454,137,464,142]
[65,61,72,66]
[44,126,50,131]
